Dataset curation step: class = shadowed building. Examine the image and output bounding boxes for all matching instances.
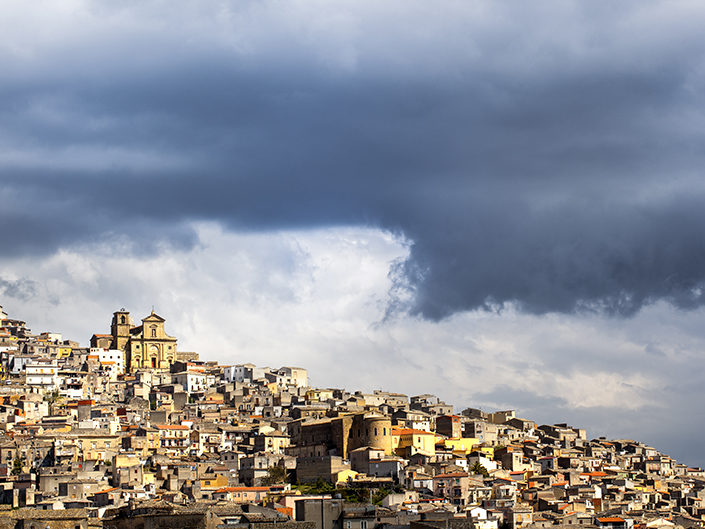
[290,412,392,460]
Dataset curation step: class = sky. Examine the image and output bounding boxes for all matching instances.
[2,0,705,465]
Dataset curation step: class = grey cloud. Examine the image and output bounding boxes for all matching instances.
[472,386,569,418]
[0,277,37,300]
[3,1,705,318]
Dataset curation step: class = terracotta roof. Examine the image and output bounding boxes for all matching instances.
[597,517,626,523]
[215,486,271,493]
[96,487,119,494]
[393,428,435,435]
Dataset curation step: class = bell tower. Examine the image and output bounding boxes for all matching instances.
[111,308,132,351]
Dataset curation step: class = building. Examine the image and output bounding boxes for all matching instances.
[25,361,59,392]
[172,369,208,394]
[292,413,392,459]
[91,309,179,373]
[155,424,191,457]
[392,428,436,458]
[278,366,308,388]
[90,348,125,375]
[433,472,470,506]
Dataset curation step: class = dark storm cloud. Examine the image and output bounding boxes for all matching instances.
[3,1,705,318]
[0,277,37,300]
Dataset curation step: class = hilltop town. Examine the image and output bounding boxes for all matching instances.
[0,304,702,529]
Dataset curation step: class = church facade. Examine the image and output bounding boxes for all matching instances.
[91,309,179,373]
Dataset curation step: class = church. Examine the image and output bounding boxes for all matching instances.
[91,309,179,372]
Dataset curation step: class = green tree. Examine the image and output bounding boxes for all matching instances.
[471,461,489,477]
[43,389,61,415]
[293,478,336,494]
[11,456,23,476]
[262,465,290,485]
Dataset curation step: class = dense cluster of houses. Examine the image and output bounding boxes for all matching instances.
[0,304,703,529]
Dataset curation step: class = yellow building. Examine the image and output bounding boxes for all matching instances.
[143,471,156,486]
[77,434,122,462]
[475,446,495,458]
[200,474,229,491]
[306,388,334,402]
[126,313,178,372]
[91,309,180,373]
[441,437,481,455]
[114,452,140,469]
[54,346,72,359]
[335,469,359,485]
[392,428,437,457]
[256,432,291,455]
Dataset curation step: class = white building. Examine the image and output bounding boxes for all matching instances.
[224,364,305,387]
[59,372,85,400]
[227,363,268,383]
[25,361,59,391]
[78,415,121,434]
[222,365,236,383]
[9,354,34,375]
[172,371,208,394]
[39,332,63,343]
[276,366,308,387]
[90,348,125,375]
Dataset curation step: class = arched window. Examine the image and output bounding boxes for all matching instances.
[150,326,157,338]
[120,315,125,324]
